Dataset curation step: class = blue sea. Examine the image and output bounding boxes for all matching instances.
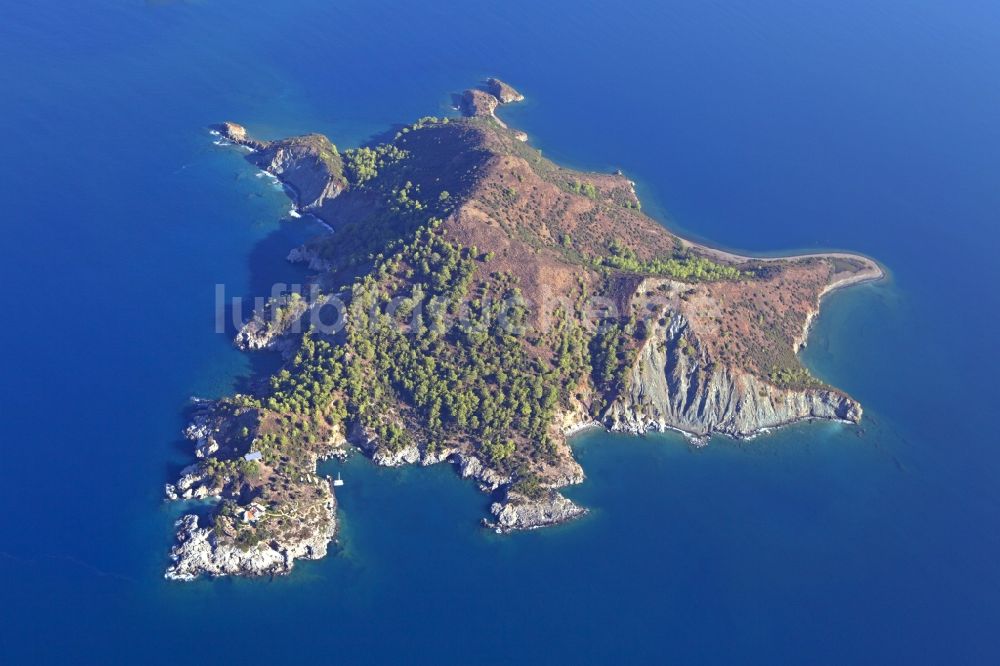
[3,1,999,663]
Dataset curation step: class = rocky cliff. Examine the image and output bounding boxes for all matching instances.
[605,309,861,441]
[216,122,346,210]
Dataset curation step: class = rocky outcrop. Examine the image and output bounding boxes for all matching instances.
[486,78,524,104]
[348,421,421,467]
[165,500,335,581]
[555,403,600,437]
[252,135,345,210]
[165,402,237,501]
[167,515,282,581]
[234,293,309,354]
[371,444,421,467]
[164,463,217,501]
[461,89,500,119]
[452,453,509,491]
[164,398,344,581]
[604,310,862,440]
[420,445,459,466]
[216,121,268,150]
[165,463,339,581]
[488,490,587,533]
[214,122,346,211]
[460,81,524,127]
[183,411,220,459]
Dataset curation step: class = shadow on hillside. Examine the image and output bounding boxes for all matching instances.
[361,123,408,148]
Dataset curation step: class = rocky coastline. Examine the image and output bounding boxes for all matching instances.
[166,78,885,580]
[164,398,345,580]
[166,501,336,581]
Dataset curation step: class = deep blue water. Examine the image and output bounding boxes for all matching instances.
[2,0,999,663]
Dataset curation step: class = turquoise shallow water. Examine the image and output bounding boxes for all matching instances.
[2,0,1000,663]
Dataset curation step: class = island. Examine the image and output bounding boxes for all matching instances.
[164,79,883,580]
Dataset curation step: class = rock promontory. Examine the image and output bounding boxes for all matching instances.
[216,122,346,210]
[486,77,524,104]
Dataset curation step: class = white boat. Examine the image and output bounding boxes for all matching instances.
[332,472,345,487]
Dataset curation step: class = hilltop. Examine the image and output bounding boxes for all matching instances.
[165,79,882,580]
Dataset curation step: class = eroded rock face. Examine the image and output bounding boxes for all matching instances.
[605,310,862,440]
[252,135,345,210]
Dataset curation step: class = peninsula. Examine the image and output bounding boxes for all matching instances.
[165,80,883,580]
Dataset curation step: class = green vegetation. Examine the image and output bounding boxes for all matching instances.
[596,239,750,281]
[172,102,870,568]
[767,365,824,390]
[511,473,547,500]
[395,116,448,139]
[342,225,571,468]
[231,218,590,470]
[569,179,598,199]
[200,112,822,517]
[527,297,592,400]
[263,292,307,332]
[343,144,409,185]
[315,140,343,176]
[303,121,485,273]
[267,334,348,421]
[589,322,632,412]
